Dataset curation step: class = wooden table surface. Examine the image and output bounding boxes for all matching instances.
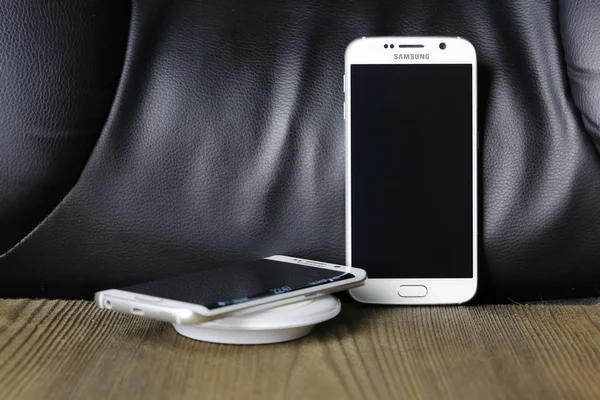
[1,300,599,400]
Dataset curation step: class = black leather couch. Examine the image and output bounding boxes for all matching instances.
[1,0,599,301]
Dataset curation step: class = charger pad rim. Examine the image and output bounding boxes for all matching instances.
[171,295,341,344]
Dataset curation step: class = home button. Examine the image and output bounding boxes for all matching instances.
[398,285,428,298]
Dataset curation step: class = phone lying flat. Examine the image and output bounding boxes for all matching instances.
[345,37,478,304]
[95,255,366,324]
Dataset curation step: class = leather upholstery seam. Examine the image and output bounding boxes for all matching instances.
[556,0,600,158]
[0,3,135,259]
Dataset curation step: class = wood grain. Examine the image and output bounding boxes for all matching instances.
[0,300,599,400]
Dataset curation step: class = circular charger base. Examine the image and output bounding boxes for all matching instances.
[172,295,341,345]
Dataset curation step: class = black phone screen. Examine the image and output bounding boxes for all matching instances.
[122,259,354,309]
[350,64,473,278]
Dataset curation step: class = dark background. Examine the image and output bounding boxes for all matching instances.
[1,0,599,302]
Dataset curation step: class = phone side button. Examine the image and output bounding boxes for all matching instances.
[398,285,428,298]
[343,101,346,119]
[135,295,163,303]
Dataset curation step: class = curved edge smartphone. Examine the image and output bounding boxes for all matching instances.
[346,37,478,304]
[95,255,367,324]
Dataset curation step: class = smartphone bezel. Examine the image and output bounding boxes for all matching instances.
[95,255,367,323]
[345,36,478,304]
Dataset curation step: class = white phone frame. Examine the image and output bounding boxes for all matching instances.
[95,255,367,324]
[345,37,478,305]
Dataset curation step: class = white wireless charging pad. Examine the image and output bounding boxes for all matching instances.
[172,295,341,345]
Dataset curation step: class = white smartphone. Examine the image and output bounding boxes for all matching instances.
[95,255,366,323]
[345,37,477,304]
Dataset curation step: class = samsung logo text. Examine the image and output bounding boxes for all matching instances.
[394,54,430,60]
